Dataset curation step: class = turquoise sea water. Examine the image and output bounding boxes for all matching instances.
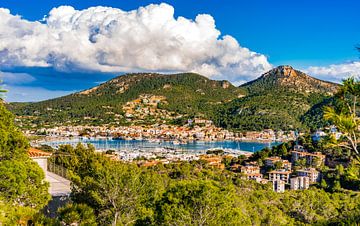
[43,138,281,153]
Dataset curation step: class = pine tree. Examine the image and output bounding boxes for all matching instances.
[320,179,328,189]
[0,102,50,224]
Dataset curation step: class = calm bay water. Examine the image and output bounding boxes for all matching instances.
[43,138,281,153]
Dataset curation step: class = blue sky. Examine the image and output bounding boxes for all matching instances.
[1,0,360,102]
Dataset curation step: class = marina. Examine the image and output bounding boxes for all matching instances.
[42,138,281,154]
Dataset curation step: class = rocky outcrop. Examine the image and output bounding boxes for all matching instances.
[242,65,339,95]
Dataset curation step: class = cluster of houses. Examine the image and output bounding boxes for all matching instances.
[230,144,325,192]
[28,124,301,145]
[30,139,326,194]
[243,129,297,142]
[122,94,174,123]
[20,95,300,143]
[31,124,240,142]
[171,144,325,193]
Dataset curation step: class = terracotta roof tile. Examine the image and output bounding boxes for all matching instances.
[28,148,52,158]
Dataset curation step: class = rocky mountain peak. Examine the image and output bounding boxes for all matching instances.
[263,65,298,78]
[241,65,339,95]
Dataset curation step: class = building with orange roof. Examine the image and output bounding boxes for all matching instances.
[291,150,325,167]
[296,168,320,183]
[141,160,161,167]
[200,155,225,169]
[28,148,52,175]
[264,156,281,167]
[230,164,241,172]
[265,157,292,170]
[241,165,260,175]
[240,165,262,180]
[268,170,291,183]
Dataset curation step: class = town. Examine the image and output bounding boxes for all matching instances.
[28,123,298,142]
[28,123,339,194]
[33,133,329,194]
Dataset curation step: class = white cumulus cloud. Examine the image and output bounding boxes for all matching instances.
[0,3,272,83]
[306,61,360,83]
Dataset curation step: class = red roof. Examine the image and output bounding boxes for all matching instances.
[28,148,52,158]
[268,170,292,175]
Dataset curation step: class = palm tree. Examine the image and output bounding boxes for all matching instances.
[324,107,359,160]
[324,77,360,162]
[336,77,360,117]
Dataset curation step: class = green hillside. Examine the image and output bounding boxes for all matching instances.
[8,66,340,131]
[211,66,339,131]
[8,73,244,128]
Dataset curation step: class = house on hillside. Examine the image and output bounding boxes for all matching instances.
[291,150,325,167]
[296,168,320,183]
[265,157,292,170]
[264,156,281,167]
[28,148,52,176]
[272,179,285,193]
[240,165,262,180]
[200,155,225,169]
[290,176,310,190]
[268,169,291,183]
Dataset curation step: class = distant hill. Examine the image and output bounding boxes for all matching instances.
[242,65,338,94]
[8,66,340,131]
[8,73,244,128]
[211,66,339,131]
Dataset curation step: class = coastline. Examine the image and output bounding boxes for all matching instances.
[30,135,286,144]
[32,136,282,156]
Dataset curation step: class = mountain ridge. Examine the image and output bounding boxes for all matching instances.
[8,72,244,128]
[241,65,339,95]
[75,72,237,97]
[212,65,339,131]
[7,66,339,131]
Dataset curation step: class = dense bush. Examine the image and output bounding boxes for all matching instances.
[0,103,50,224]
[47,143,360,225]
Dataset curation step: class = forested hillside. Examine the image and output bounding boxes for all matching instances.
[35,143,360,225]
[8,66,339,131]
[211,66,339,131]
[8,73,243,128]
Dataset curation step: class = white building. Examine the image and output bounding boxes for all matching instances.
[264,156,281,167]
[268,170,291,183]
[297,168,320,183]
[290,176,310,190]
[28,148,52,176]
[272,179,285,193]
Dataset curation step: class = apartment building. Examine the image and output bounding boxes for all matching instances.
[241,165,262,180]
[290,176,310,190]
[272,179,285,193]
[291,146,325,167]
[264,157,292,170]
[296,168,320,183]
[268,170,291,183]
